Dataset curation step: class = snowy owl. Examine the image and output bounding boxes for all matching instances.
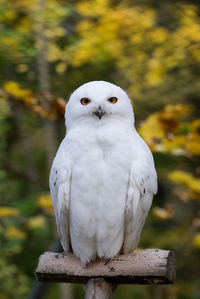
[49,81,157,267]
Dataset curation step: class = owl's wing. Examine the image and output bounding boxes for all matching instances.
[123,150,157,253]
[49,142,71,251]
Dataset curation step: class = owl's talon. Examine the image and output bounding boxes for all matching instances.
[104,258,111,265]
[54,252,67,259]
[81,262,88,268]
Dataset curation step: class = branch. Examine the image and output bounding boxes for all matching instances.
[35,249,176,285]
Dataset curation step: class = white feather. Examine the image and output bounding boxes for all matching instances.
[49,81,157,267]
[49,144,71,251]
[123,130,157,253]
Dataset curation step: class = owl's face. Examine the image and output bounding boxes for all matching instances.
[65,81,134,129]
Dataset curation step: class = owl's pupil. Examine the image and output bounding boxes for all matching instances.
[108,97,117,103]
[81,98,91,105]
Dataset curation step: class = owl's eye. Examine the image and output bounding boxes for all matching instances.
[80,98,91,105]
[107,97,118,104]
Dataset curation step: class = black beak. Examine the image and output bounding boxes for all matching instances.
[93,106,105,120]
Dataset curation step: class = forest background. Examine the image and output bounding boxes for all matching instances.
[0,0,200,298]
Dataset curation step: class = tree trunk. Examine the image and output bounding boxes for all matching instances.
[34,1,72,298]
[35,0,57,172]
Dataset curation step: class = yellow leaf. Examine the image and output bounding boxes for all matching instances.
[76,0,109,17]
[3,81,32,99]
[193,233,200,248]
[168,170,193,184]
[2,10,17,23]
[188,180,200,194]
[153,205,174,220]
[187,139,200,155]
[150,27,168,43]
[4,81,21,95]
[190,119,200,132]
[139,113,164,145]
[47,45,63,62]
[27,215,46,229]
[0,207,19,217]
[163,135,187,154]
[159,104,188,122]
[169,170,200,195]
[55,62,67,74]
[17,17,31,34]
[5,227,26,240]
[38,194,54,215]
[146,64,165,86]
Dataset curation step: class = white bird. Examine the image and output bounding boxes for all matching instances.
[49,81,157,267]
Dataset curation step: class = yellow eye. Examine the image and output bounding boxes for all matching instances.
[107,97,118,104]
[80,98,91,105]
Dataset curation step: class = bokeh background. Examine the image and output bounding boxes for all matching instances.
[0,0,200,298]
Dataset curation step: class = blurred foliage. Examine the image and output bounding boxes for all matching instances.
[0,0,200,298]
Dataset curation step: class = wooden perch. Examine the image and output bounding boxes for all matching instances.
[36,249,176,298]
[36,249,175,285]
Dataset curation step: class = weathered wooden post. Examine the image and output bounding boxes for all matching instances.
[35,249,176,299]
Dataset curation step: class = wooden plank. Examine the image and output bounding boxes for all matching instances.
[35,249,176,285]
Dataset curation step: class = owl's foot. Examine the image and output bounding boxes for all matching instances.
[104,258,111,265]
[54,252,67,259]
[81,260,88,268]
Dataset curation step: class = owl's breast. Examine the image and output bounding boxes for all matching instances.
[67,123,133,257]
[68,123,132,207]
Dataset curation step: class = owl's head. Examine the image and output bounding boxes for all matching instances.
[65,81,134,129]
